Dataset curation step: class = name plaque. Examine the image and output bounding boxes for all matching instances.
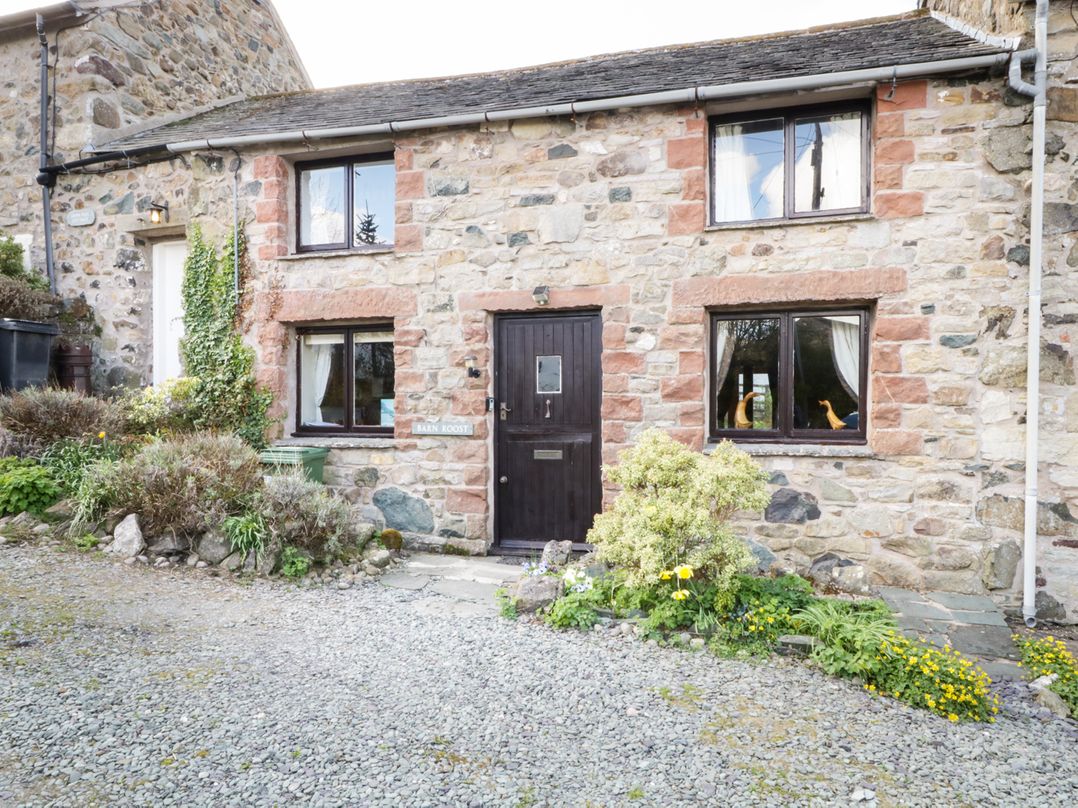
[412,421,475,436]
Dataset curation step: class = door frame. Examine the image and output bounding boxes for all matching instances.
[491,309,603,552]
[151,239,188,386]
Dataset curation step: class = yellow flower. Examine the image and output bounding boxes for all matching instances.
[674,565,693,580]
[97,431,107,439]
[948,713,959,722]
[671,589,689,601]
[659,570,673,581]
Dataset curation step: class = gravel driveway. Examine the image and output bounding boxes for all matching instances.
[1,545,1076,808]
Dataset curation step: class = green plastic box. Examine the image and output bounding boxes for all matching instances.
[259,446,330,483]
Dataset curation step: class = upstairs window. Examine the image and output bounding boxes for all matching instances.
[296,325,395,435]
[710,309,868,443]
[297,154,395,251]
[710,103,869,226]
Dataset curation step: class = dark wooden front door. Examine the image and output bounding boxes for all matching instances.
[494,311,602,550]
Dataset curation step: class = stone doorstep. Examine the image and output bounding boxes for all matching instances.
[403,552,522,586]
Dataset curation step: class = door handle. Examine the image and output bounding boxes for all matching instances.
[499,401,512,421]
[499,475,508,484]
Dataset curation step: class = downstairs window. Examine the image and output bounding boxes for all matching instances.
[296,325,395,435]
[710,309,868,443]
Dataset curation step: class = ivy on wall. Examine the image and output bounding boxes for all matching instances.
[180,225,271,448]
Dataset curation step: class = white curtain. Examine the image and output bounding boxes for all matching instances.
[301,335,340,425]
[714,322,736,423]
[712,124,754,222]
[794,114,862,213]
[827,315,860,399]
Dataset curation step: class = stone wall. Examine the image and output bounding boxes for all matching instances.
[192,62,1074,620]
[10,8,1078,621]
[0,0,309,386]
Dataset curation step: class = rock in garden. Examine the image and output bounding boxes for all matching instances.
[107,514,145,558]
[540,540,573,568]
[221,553,244,572]
[44,499,75,521]
[831,563,873,596]
[1033,687,1071,719]
[512,575,562,613]
[195,531,232,565]
[186,553,200,567]
[364,547,392,568]
[148,532,189,556]
[256,546,279,575]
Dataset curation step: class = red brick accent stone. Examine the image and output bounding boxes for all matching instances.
[603,421,627,443]
[678,351,705,374]
[463,466,487,487]
[874,375,929,404]
[668,202,705,235]
[603,351,646,374]
[451,390,487,416]
[603,374,630,393]
[602,322,627,349]
[447,487,487,514]
[254,199,286,224]
[875,112,905,138]
[872,429,923,455]
[874,164,904,191]
[667,428,704,450]
[395,147,414,171]
[253,155,287,180]
[872,403,902,428]
[875,139,915,165]
[601,395,643,421]
[667,135,706,169]
[679,401,705,426]
[394,369,428,393]
[872,344,902,373]
[450,441,487,464]
[875,316,929,342]
[397,170,425,200]
[660,374,703,402]
[673,267,907,307]
[394,224,423,253]
[459,284,630,312]
[682,168,706,201]
[876,80,927,110]
[875,191,924,219]
[267,287,418,323]
[395,202,413,225]
[658,325,704,350]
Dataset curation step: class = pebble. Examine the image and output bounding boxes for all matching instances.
[1,544,1076,807]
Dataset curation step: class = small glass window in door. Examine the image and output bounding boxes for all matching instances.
[536,355,562,394]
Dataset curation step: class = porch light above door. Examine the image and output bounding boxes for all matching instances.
[532,285,550,306]
[148,202,169,224]
[463,354,481,378]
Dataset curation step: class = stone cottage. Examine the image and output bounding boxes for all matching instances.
[0,0,309,382]
[7,1,1078,622]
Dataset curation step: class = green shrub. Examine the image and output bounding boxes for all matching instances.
[1014,633,1078,717]
[379,528,403,551]
[253,471,359,561]
[74,433,261,535]
[223,512,267,558]
[39,438,123,495]
[118,377,201,436]
[0,388,125,449]
[180,227,271,448]
[545,590,600,630]
[0,233,47,290]
[279,546,311,580]
[794,599,896,678]
[0,458,59,516]
[587,429,769,591]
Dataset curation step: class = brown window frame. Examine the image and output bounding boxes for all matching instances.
[708,101,872,227]
[294,323,395,437]
[709,307,870,445]
[295,152,395,253]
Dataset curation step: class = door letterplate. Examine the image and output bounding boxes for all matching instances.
[533,449,563,460]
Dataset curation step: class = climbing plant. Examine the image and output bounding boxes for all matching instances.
[180,225,271,448]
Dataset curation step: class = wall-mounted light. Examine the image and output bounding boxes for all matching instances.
[532,285,550,306]
[463,354,481,378]
[148,202,169,224]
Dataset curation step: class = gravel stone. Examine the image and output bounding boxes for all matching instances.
[1,545,1076,807]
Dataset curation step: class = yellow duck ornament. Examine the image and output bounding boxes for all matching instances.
[735,391,759,429]
[819,399,846,430]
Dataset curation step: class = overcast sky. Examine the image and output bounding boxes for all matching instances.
[0,0,919,88]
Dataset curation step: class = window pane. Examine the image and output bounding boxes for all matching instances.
[714,318,780,431]
[353,161,396,247]
[793,112,863,213]
[300,333,345,427]
[536,355,562,394]
[299,165,346,246]
[354,333,395,427]
[793,315,861,431]
[712,119,784,222]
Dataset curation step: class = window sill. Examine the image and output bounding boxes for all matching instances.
[277,435,396,449]
[707,441,874,459]
[280,247,395,261]
[706,212,873,233]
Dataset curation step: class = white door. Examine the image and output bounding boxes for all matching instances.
[151,241,187,386]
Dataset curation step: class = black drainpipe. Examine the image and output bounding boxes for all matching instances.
[35,13,57,294]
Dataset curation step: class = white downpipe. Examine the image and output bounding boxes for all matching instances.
[157,51,1013,155]
[1009,1,1049,627]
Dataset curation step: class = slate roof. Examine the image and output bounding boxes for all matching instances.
[100,12,1010,152]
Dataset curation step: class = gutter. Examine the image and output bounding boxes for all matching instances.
[1006,0,1049,628]
[85,51,1012,157]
